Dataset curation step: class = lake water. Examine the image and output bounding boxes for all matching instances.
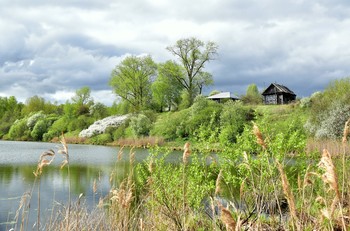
[0,140,182,231]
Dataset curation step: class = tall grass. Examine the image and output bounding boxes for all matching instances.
[9,118,350,230]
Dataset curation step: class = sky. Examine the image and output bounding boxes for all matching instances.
[1,0,350,105]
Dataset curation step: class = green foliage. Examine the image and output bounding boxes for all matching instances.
[8,118,29,140]
[306,77,350,139]
[67,115,94,132]
[109,55,157,112]
[152,97,223,141]
[178,90,191,110]
[136,149,215,230]
[242,83,262,105]
[151,110,190,140]
[166,37,218,106]
[89,102,109,119]
[0,96,23,137]
[72,86,93,107]
[219,101,253,145]
[31,119,48,141]
[88,133,112,145]
[129,114,152,137]
[27,111,46,130]
[152,61,183,112]
[22,95,46,115]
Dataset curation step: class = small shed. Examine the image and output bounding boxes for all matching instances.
[207,92,240,103]
[262,83,296,105]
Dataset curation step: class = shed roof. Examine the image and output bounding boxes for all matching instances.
[262,83,296,96]
[207,92,240,100]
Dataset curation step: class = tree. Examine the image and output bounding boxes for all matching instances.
[195,71,213,94]
[71,86,94,115]
[22,95,46,115]
[90,102,109,119]
[109,55,157,112]
[72,86,93,106]
[166,37,218,106]
[242,84,262,105]
[152,61,183,111]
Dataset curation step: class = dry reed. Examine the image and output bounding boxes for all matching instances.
[342,117,350,145]
[252,122,267,150]
[215,169,223,196]
[276,161,298,224]
[220,205,236,230]
[33,149,55,176]
[182,142,191,164]
[318,149,340,200]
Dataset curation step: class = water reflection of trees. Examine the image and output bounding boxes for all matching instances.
[0,162,135,196]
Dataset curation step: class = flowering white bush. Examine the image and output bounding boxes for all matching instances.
[305,102,350,139]
[27,111,46,130]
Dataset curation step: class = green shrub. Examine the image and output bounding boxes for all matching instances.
[129,114,152,137]
[306,77,350,139]
[151,110,190,140]
[44,117,69,140]
[219,101,253,145]
[31,119,48,141]
[27,111,46,130]
[67,115,93,132]
[8,118,29,140]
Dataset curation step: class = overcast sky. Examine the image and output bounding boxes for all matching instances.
[1,0,350,105]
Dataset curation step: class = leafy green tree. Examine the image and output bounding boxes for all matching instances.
[242,84,262,105]
[109,55,157,112]
[166,37,218,106]
[22,95,45,115]
[0,96,24,137]
[152,61,183,111]
[90,102,109,119]
[72,86,94,115]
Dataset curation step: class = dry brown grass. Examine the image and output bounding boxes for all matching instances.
[306,138,350,156]
[252,122,267,150]
[114,136,164,148]
[182,142,191,164]
[277,161,298,225]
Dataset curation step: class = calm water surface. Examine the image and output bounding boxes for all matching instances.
[0,140,181,231]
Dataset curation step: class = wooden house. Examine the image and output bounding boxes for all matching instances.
[207,92,240,103]
[262,83,296,105]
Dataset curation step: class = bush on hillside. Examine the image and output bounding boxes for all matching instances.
[27,111,46,130]
[151,110,190,140]
[129,114,153,137]
[8,118,29,140]
[219,101,253,145]
[305,77,350,139]
[31,119,48,141]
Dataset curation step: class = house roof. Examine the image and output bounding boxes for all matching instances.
[207,92,240,100]
[262,83,296,96]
